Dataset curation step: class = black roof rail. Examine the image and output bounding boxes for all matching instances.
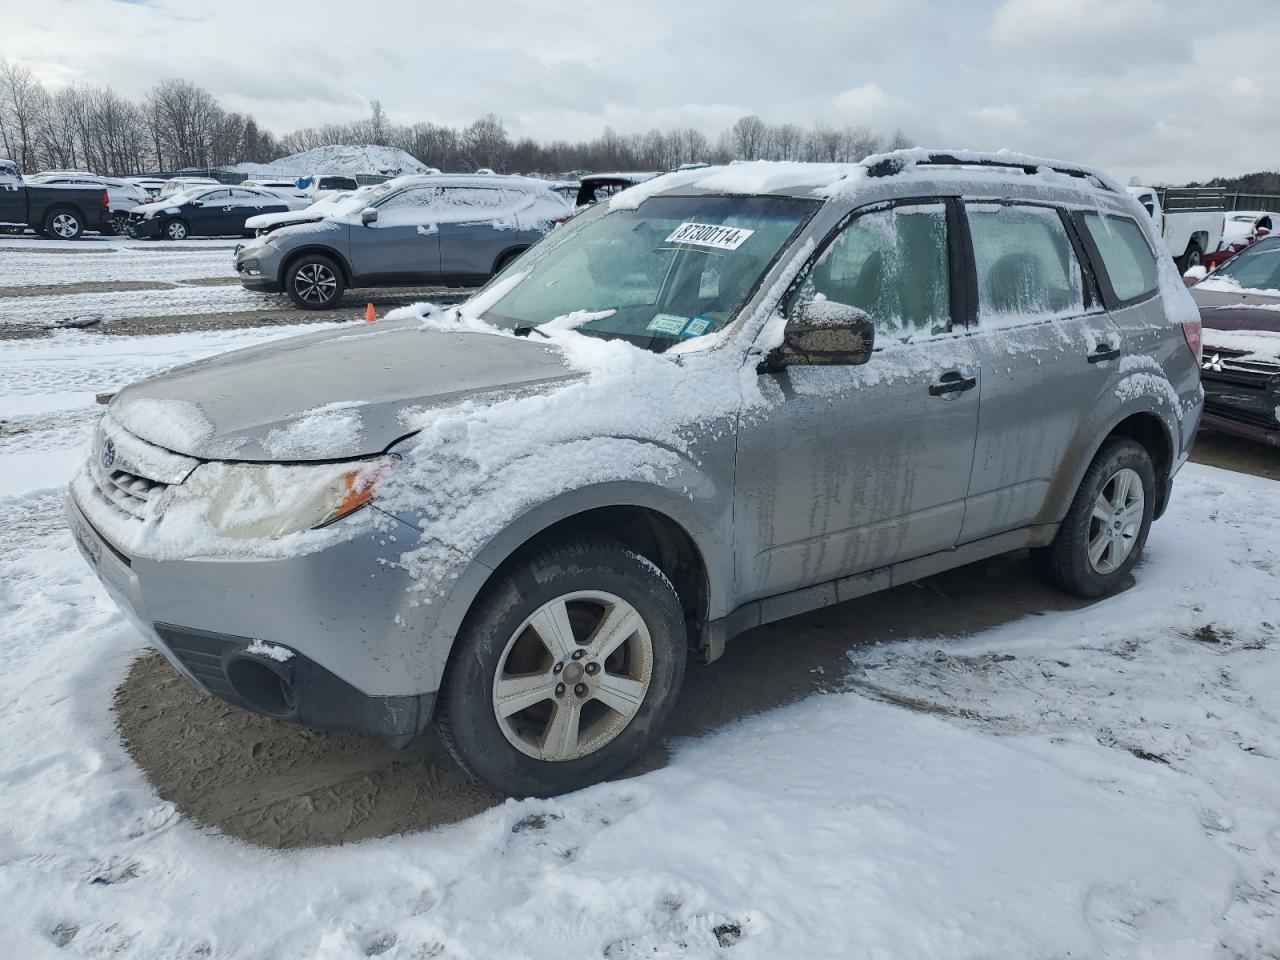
[864,152,1114,191]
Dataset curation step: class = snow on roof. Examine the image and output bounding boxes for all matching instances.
[611,148,1125,211]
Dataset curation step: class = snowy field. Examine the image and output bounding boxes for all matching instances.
[1,324,1279,956]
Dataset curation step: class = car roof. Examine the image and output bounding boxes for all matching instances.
[624,149,1126,209]
[381,173,559,192]
[580,172,661,184]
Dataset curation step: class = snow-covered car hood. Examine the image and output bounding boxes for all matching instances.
[107,316,579,462]
[243,209,326,231]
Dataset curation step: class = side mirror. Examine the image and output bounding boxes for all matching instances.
[361,207,378,226]
[190,199,203,208]
[764,300,875,370]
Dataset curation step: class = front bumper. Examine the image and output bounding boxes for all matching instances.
[234,245,283,292]
[128,216,164,238]
[1200,355,1280,447]
[66,492,438,740]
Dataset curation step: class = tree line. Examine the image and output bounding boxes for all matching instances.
[1,59,913,177]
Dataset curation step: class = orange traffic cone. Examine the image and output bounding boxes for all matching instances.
[364,302,376,323]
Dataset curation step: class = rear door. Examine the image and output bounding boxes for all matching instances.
[437,186,513,282]
[960,201,1121,541]
[348,184,442,282]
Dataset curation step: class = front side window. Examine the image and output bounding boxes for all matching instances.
[483,194,817,349]
[789,203,951,338]
[1081,212,1159,302]
[968,203,1084,323]
[199,189,231,203]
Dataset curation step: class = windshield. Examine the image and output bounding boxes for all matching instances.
[326,184,385,216]
[1212,237,1280,291]
[482,194,817,349]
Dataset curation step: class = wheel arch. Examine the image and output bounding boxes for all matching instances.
[280,244,353,285]
[407,476,730,695]
[1046,402,1179,526]
[492,244,530,274]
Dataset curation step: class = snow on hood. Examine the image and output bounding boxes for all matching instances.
[108,316,578,461]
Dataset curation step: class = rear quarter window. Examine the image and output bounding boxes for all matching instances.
[1082,213,1159,303]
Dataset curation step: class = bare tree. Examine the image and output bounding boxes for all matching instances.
[731,115,767,161]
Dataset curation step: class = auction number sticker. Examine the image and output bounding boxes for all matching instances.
[647,314,689,335]
[665,222,755,251]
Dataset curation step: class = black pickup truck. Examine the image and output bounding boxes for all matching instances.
[0,158,109,240]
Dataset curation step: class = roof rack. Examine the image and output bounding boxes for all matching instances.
[864,151,1115,192]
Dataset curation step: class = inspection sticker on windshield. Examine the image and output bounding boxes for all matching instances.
[665,222,755,251]
[647,313,688,335]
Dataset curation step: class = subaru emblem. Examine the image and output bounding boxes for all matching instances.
[101,437,116,471]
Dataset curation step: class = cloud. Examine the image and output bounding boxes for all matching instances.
[990,0,1194,67]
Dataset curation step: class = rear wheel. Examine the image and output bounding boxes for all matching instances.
[1178,240,1203,273]
[493,247,527,276]
[44,208,83,240]
[285,254,345,309]
[436,538,687,797]
[1035,438,1155,598]
[106,212,130,236]
[163,219,188,241]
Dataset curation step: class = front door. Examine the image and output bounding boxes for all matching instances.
[959,201,1122,541]
[733,200,981,602]
[348,184,443,282]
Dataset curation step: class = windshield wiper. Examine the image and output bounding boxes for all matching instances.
[513,325,550,339]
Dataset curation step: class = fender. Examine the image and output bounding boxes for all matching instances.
[389,453,732,697]
[280,243,355,284]
[1040,386,1183,527]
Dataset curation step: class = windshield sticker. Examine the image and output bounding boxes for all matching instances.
[647,314,688,336]
[681,316,712,338]
[665,222,755,251]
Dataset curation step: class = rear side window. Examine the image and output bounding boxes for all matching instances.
[1081,213,1158,303]
[967,203,1084,323]
[794,202,951,337]
[440,187,504,209]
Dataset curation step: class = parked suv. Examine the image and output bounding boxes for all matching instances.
[68,151,1202,797]
[233,174,572,309]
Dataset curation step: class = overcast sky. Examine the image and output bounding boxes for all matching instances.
[2,0,1277,183]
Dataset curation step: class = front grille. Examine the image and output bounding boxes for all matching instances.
[89,458,168,521]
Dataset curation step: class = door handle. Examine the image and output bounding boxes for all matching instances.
[1087,345,1121,363]
[928,372,977,396]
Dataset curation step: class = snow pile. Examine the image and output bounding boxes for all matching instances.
[228,145,431,179]
[261,401,367,459]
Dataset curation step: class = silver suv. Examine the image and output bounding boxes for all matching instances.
[69,151,1203,797]
[234,173,572,309]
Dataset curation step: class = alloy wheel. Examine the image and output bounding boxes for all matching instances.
[1087,467,1144,574]
[492,590,653,762]
[293,263,337,304]
[52,213,79,238]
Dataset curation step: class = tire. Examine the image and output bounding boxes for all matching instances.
[285,253,345,310]
[1178,241,1203,273]
[436,538,687,797]
[1035,438,1156,598]
[106,212,130,236]
[163,219,188,241]
[44,208,83,240]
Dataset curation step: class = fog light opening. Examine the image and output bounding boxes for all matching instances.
[226,656,297,718]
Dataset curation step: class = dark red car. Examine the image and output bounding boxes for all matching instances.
[1189,235,1280,445]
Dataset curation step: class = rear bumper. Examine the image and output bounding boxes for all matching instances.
[66,492,438,740]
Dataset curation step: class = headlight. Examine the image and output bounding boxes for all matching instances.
[168,456,395,540]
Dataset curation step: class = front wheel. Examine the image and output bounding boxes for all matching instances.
[44,208,83,240]
[1035,438,1156,598]
[163,219,189,241]
[436,538,687,797]
[284,254,345,309]
[106,212,130,236]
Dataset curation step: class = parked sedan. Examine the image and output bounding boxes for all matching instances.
[233,174,572,308]
[1188,235,1280,445]
[129,186,305,240]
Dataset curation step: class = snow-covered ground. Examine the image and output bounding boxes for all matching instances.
[1,323,1279,957]
[0,240,239,287]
